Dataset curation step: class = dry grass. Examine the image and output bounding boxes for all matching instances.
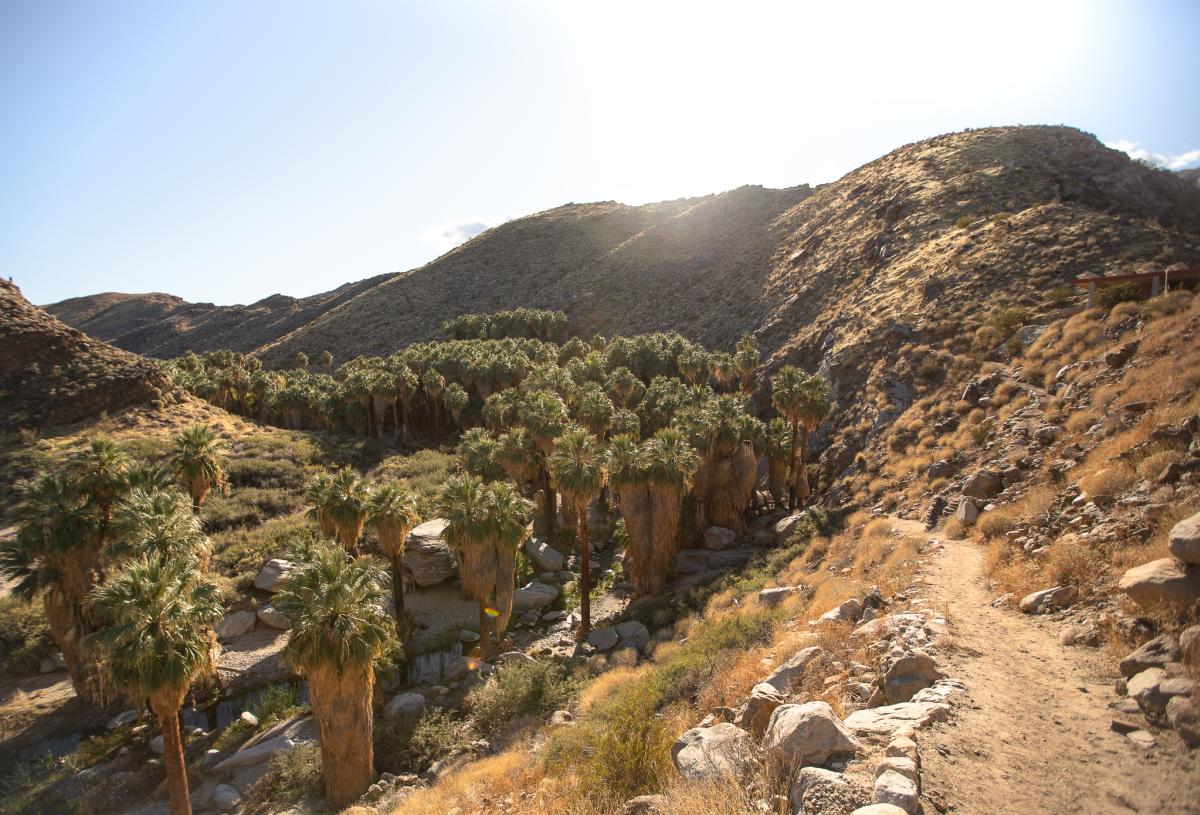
[1078,463,1136,502]
[1136,449,1182,480]
[981,539,1042,598]
[1047,535,1108,592]
[391,748,539,815]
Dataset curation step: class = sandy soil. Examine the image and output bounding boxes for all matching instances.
[902,520,1200,815]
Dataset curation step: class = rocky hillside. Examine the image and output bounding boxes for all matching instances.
[0,279,177,430]
[49,126,1200,373]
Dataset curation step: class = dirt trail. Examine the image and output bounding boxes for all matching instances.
[894,520,1200,815]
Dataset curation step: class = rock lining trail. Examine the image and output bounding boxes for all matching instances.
[894,519,1200,815]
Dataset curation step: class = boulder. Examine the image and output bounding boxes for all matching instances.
[962,471,1003,500]
[738,682,786,737]
[789,766,860,815]
[874,769,919,814]
[927,460,954,479]
[1018,585,1079,613]
[256,605,291,630]
[384,692,426,720]
[883,653,945,704]
[850,807,909,815]
[670,722,752,781]
[1118,634,1179,678]
[819,598,864,625]
[444,656,493,682]
[403,520,458,587]
[253,559,294,592]
[213,784,242,813]
[512,581,558,612]
[525,538,566,572]
[773,512,812,545]
[1168,511,1200,566]
[761,646,826,693]
[702,526,737,551]
[1106,341,1138,368]
[586,627,619,651]
[108,709,139,730]
[150,734,165,755]
[762,701,861,772]
[1118,558,1200,609]
[675,548,755,574]
[885,736,918,764]
[844,701,950,737]
[758,585,803,606]
[1181,625,1200,666]
[1166,695,1200,747]
[876,756,918,784]
[213,735,296,771]
[215,610,256,641]
[955,498,979,526]
[1034,426,1060,444]
[615,620,650,651]
[1126,668,1194,716]
[39,653,65,673]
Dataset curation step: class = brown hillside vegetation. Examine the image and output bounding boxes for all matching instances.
[49,126,1200,376]
[0,279,177,430]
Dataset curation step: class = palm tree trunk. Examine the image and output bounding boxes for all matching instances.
[309,663,375,811]
[577,502,592,637]
[390,553,406,639]
[151,698,192,815]
[478,601,493,660]
[542,468,557,536]
[797,425,811,507]
[787,417,799,511]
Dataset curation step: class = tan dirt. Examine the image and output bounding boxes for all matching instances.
[899,520,1200,815]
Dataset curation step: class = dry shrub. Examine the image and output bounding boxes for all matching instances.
[385,748,540,815]
[1065,410,1098,434]
[1078,463,1136,501]
[576,666,648,714]
[862,518,892,543]
[942,517,966,539]
[1135,449,1183,480]
[976,509,1016,539]
[1048,535,1107,591]
[982,539,1042,597]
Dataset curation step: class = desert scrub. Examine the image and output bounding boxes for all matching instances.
[213,683,308,750]
[242,742,323,815]
[370,447,456,517]
[976,509,1017,539]
[466,659,579,737]
[542,693,673,808]
[211,513,317,587]
[1136,449,1183,480]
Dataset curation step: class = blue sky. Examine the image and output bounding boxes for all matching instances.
[3,1,1198,306]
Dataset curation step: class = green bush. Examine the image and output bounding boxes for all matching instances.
[211,513,317,587]
[407,708,477,772]
[543,694,671,808]
[1097,281,1146,311]
[242,742,322,815]
[202,487,304,533]
[466,660,579,736]
[0,598,52,675]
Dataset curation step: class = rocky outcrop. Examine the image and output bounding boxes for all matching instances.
[762,701,862,772]
[403,520,458,587]
[253,559,294,592]
[670,723,753,781]
[1118,558,1200,609]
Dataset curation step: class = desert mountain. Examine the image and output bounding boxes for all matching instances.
[49,126,1200,371]
[0,279,177,430]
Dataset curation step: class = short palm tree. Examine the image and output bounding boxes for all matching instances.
[367,483,421,638]
[518,390,567,536]
[771,367,808,510]
[320,469,372,554]
[763,417,792,508]
[170,426,227,513]
[789,374,832,508]
[111,487,210,564]
[0,473,106,703]
[643,428,699,587]
[549,426,606,636]
[305,472,338,539]
[71,437,131,526]
[734,334,760,395]
[443,382,469,428]
[88,554,222,815]
[273,544,396,811]
[480,480,531,654]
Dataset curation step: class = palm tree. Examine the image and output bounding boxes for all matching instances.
[764,417,791,508]
[304,472,338,539]
[170,426,227,513]
[480,480,530,654]
[458,428,503,482]
[792,374,832,507]
[643,428,699,587]
[575,383,614,438]
[110,487,211,564]
[734,334,760,395]
[273,544,396,811]
[443,382,469,428]
[440,473,495,653]
[0,473,106,704]
[771,366,807,511]
[71,437,131,526]
[88,554,222,815]
[322,469,372,555]
[518,390,567,535]
[549,426,606,636]
[367,483,421,638]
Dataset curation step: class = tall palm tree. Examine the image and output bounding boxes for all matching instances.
[518,390,567,536]
[440,474,496,653]
[443,382,469,428]
[316,469,372,555]
[548,426,606,637]
[644,428,699,586]
[367,483,421,638]
[273,544,396,811]
[763,417,792,508]
[0,473,106,704]
[771,367,807,511]
[794,375,832,506]
[111,487,211,565]
[88,554,222,815]
[606,435,655,594]
[170,426,227,513]
[734,334,760,396]
[480,480,530,654]
[575,384,614,438]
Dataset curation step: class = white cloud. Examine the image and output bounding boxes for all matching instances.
[419,217,506,246]
[1106,139,1200,170]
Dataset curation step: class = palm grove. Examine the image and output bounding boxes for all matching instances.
[2,308,833,813]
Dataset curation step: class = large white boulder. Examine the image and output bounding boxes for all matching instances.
[253,559,294,592]
[760,646,825,693]
[844,701,950,738]
[256,605,291,630]
[1118,558,1200,609]
[1168,511,1200,565]
[882,652,944,704]
[215,610,256,641]
[384,692,427,720]
[524,538,566,572]
[403,519,458,587]
[213,735,296,771]
[670,722,753,781]
[762,701,861,773]
[513,581,558,611]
